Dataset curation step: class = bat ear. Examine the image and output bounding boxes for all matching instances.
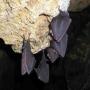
[34,51,49,83]
[52,34,68,57]
[51,11,71,42]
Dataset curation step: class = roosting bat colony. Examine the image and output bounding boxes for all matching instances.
[9,0,90,83]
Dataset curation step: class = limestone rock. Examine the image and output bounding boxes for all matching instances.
[0,0,61,53]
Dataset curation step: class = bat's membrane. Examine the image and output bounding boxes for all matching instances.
[35,51,49,83]
[52,34,68,57]
[47,47,59,63]
[21,38,36,75]
[51,11,71,42]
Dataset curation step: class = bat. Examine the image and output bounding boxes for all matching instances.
[47,47,59,63]
[21,36,36,75]
[52,34,68,57]
[35,51,49,83]
[49,11,71,57]
[51,11,71,42]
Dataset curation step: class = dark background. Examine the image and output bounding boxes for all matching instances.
[0,6,90,90]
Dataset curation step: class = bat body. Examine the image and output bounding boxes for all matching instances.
[51,11,71,42]
[52,34,68,57]
[35,51,49,83]
[47,11,71,61]
[21,37,36,75]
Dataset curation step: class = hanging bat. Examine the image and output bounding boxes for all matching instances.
[35,51,49,83]
[47,11,71,58]
[21,36,36,75]
[51,11,71,42]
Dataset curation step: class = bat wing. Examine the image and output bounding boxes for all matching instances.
[52,34,68,57]
[21,40,36,75]
[51,11,71,42]
[35,52,49,83]
[21,47,27,75]
[47,48,59,63]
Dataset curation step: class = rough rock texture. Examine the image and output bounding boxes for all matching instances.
[0,0,61,53]
[0,0,90,54]
[69,0,90,11]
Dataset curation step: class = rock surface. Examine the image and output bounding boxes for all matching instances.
[69,0,90,11]
[0,0,61,53]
